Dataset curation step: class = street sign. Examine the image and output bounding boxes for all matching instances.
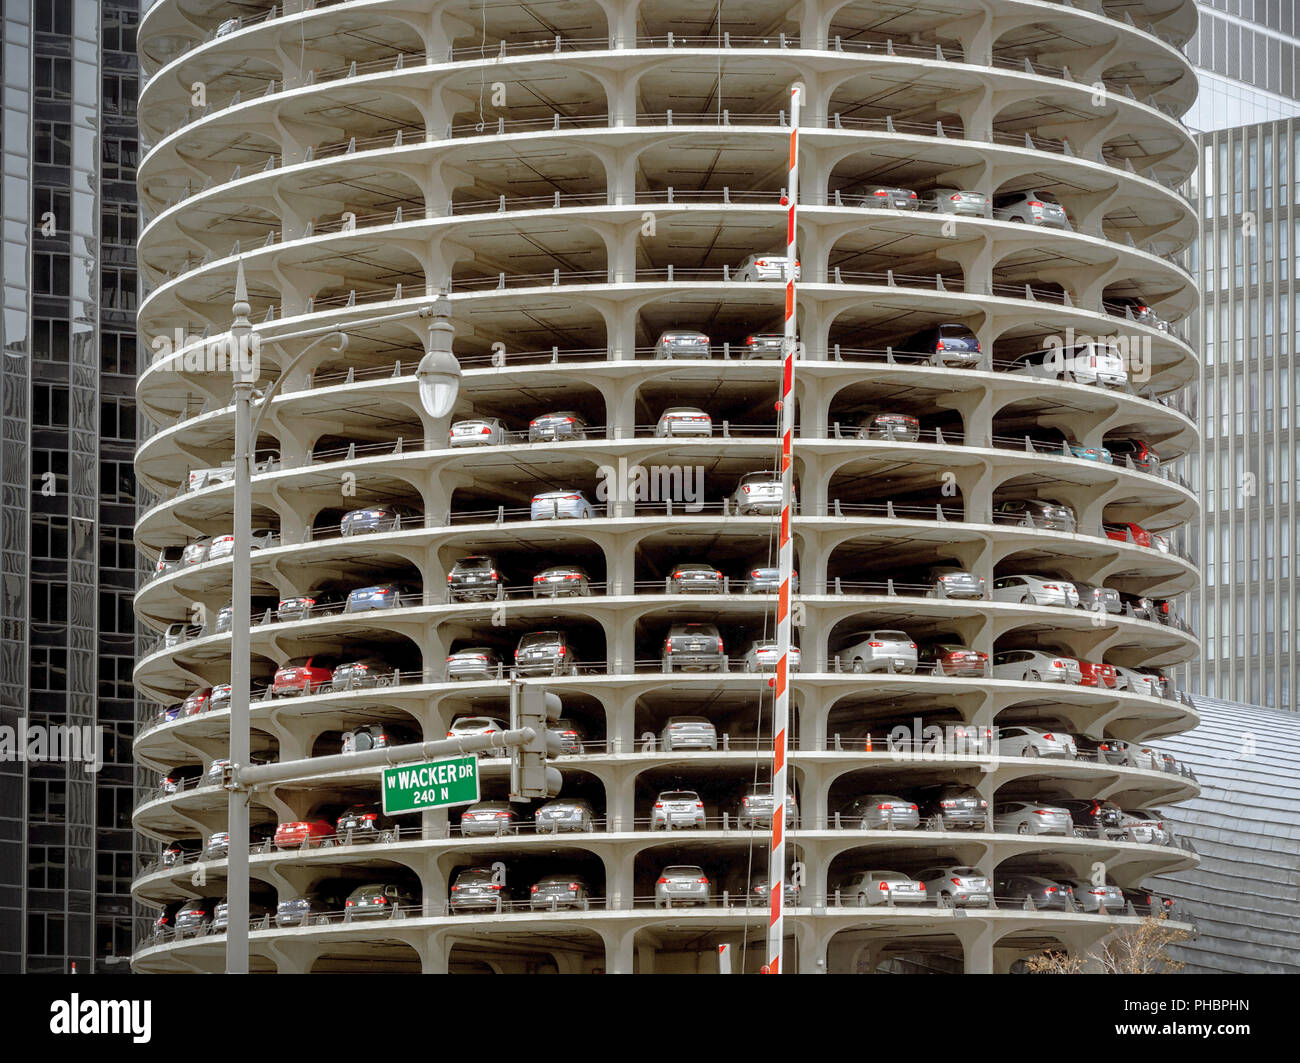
[382,755,479,815]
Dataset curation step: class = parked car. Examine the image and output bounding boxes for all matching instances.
[535,798,595,833]
[460,801,520,836]
[1114,298,1168,330]
[514,630,577,676]
[1104,521,1152,547]
[1119,808,1171,845]
[335,803,398,843]
[551,718,587,754]
[530,874,591,911]
[1074,735,1136,765]
[655,406,712,436]
[153,545,186,577]
[746,565,798,594]
[991,650,1082,684]
[207,529,278,560]
[919,865,991,907]
[863,186,919,210]
[744,875,800,907]
[993,498,1077,532]
[447,555,504,602]
[450,868,506,912]
[345,883,414,918]
[741,332,786,359]
[919,643,989,677]
[993,801,1073,836]
[342,723,416,754]
[1072,580,1122,614]
[926,567,986,599]
[153,902,183,940]
[654,865,711,907]
[651,790,706,830]
[341,504,419,535]
[187,464,234,489]
[274,818,335,850]
[449,418,506,447]
[211,897,272,932]
[1106,438,1160,473]
[446,646,502,681]
[838,794,920,830]
[654,330,711,359]
[331,656,396,690]
[838,630,917,674]
[215,17,239,37]
[1057,798,1127,839]
[731,470,789,515]
[446,716,509,754]
[663,622,727,672]
[1078,660,1118,688]
[1119,592,1161,622]
[271,655,340,697]
[215,595,278,632]
[995,873,1072,910]
[531,490,595,520]
[925,188,988,216]
[843,870,927,906]
[345,581,416,613]
[174,898,217,935]
[1068,441,1112,463]
[276,589,345,622]
[1113,665,1161,696]
[735,253,799,282]
[900,322,981,368]
[1006,342,1128,387]
[858,412,920,442]
[741,639,802,673]
[917,786,988,831]
[991,574,1080,607]
[529,411,587,441]
[993,189,1071,228]
[181,538,212,566]
[736,787,797,829]
[668,562,724,593]
[181,686,214,717]
[659,716,718,751]
[532,564,590,597]
[996,725,1078,758]
[276,891,344,927]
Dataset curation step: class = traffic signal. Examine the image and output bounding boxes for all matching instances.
[511,684,563,799]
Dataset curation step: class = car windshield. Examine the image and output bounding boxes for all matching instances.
[456,557,493,570]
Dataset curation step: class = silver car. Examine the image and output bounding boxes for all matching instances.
[927,567,986,599]
[740,332,786,360]
[449,417,506,447]
[839,794,920,830]
[668,562,724,594]
[1113,666,1160,696]
[445,646,501,681]
[532,564,590,597]
[530,874,590,911]
[742,640,801,673]
[446,715,509,755]
[659,716,718,751]
[926,188,988,215]
[459,801,519,836]
[1072,580,1122,614]
[530,490,595,520]
[528,411,587,441]
[919,865,991,907]
[662,622,727,672]
[1119,808,1170,845]
[654,865,711,907]
[514,630,577,676]
[993,800,1073,836]
[654,330,711,359]
[997,725,1078,759]
[181,538,211,566]
[746,565,798,594]
[535,798,595,833]
[843,870,927,906]
[731,470,789,515]
[991,649,1082,684]
[1064,877,1125,913]
[991,575,1079,608]
[863,186,919,210]
[737,787,797,829]
[838,630,917,674]
[735,253,799,282]
[450,867,505,912]
[650,790,705,830]
[655,406,712,437]
[188,464,235,491]
[994,189,1072,229]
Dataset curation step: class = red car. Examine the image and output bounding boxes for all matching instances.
[1104,522,1151,548]
[271,655,339,697]
[274,819,335,850]
[920,644,990,677]
[181,687,213,716]
[1078,661,1118,688]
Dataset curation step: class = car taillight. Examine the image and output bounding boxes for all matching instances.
[910,804,918,810]
[949,193,961,201]
[952,878,963,886]
[874,190,888,196]
[745,335,756,345]
[868,641,882,647]
[756,259,767,266]
[1045,887,1057,893]
[941,800,956,808]
[530,885,539,893]
[1028,200,1044,208]
[563,494,579,501]
[742,484,751,493]
[1042,733,1055,741]
[1043,584,1058,590]
[495,811,510,818]
[1033,809,1053,815]
[877,804,890,810]
[935,339,945,350]
[695,802,704,808]
[345,900,353,906]
[917,881,925,889]
[697,877,709,884]
[716,638,724,652]
[654,802,663,808]
[879,881,890,890]
[657,877,669,884]
[375,896,387,904]
[909,191,918,198]
[1051,661,1064,668]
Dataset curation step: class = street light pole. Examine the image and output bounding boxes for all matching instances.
[767,80,803,976]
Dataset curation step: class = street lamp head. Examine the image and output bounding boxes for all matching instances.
[416,297,460,417]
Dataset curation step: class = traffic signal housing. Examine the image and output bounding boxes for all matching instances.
[511,684,563,799]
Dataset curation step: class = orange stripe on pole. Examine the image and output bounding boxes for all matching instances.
[773,730,785,771]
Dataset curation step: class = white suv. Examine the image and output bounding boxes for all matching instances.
[991,575,1080,608]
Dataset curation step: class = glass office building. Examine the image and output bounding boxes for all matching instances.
[1184,1,1300,132]
[0,0,143,973]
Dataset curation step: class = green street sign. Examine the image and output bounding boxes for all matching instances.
[382,756,480,815]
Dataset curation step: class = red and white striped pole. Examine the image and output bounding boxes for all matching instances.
[767,80,803,975]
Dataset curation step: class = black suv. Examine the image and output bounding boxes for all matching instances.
[1057,798,1126,839]
[900,322,981,367]
[335,803,400,844]
[448,555,506,602]
[276,890,346,928]
[916,785,989,829]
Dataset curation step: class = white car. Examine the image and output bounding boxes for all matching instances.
[180,539,211,566]
[1008,342,1127,388]
[1119,808,1170,845]
[731,471,789,515]
[741,640,802,673]
[993,800,1073,836]
[996,725,1078,759]
[1113,666,1160,696]
[991,649,1082,684]
[658,716,718,751]
[654,407,712,437]
[990,575,1080,608]
[445,647,500,681]
[215,17,239,38]
[918,865,992,907]
[449,418,505,447]
[735,253,800,282]
[446,716,509,756]
[188,465,235,491]
[838,630,917,674]
[207,529,278,561]
[842,870,927,907]
[530,490,595,520]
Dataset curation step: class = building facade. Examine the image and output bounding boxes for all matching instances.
[131,0,1202,974]
[0,0,143,973]
[1183,1,1300,132]
[1182,116,1299,710]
